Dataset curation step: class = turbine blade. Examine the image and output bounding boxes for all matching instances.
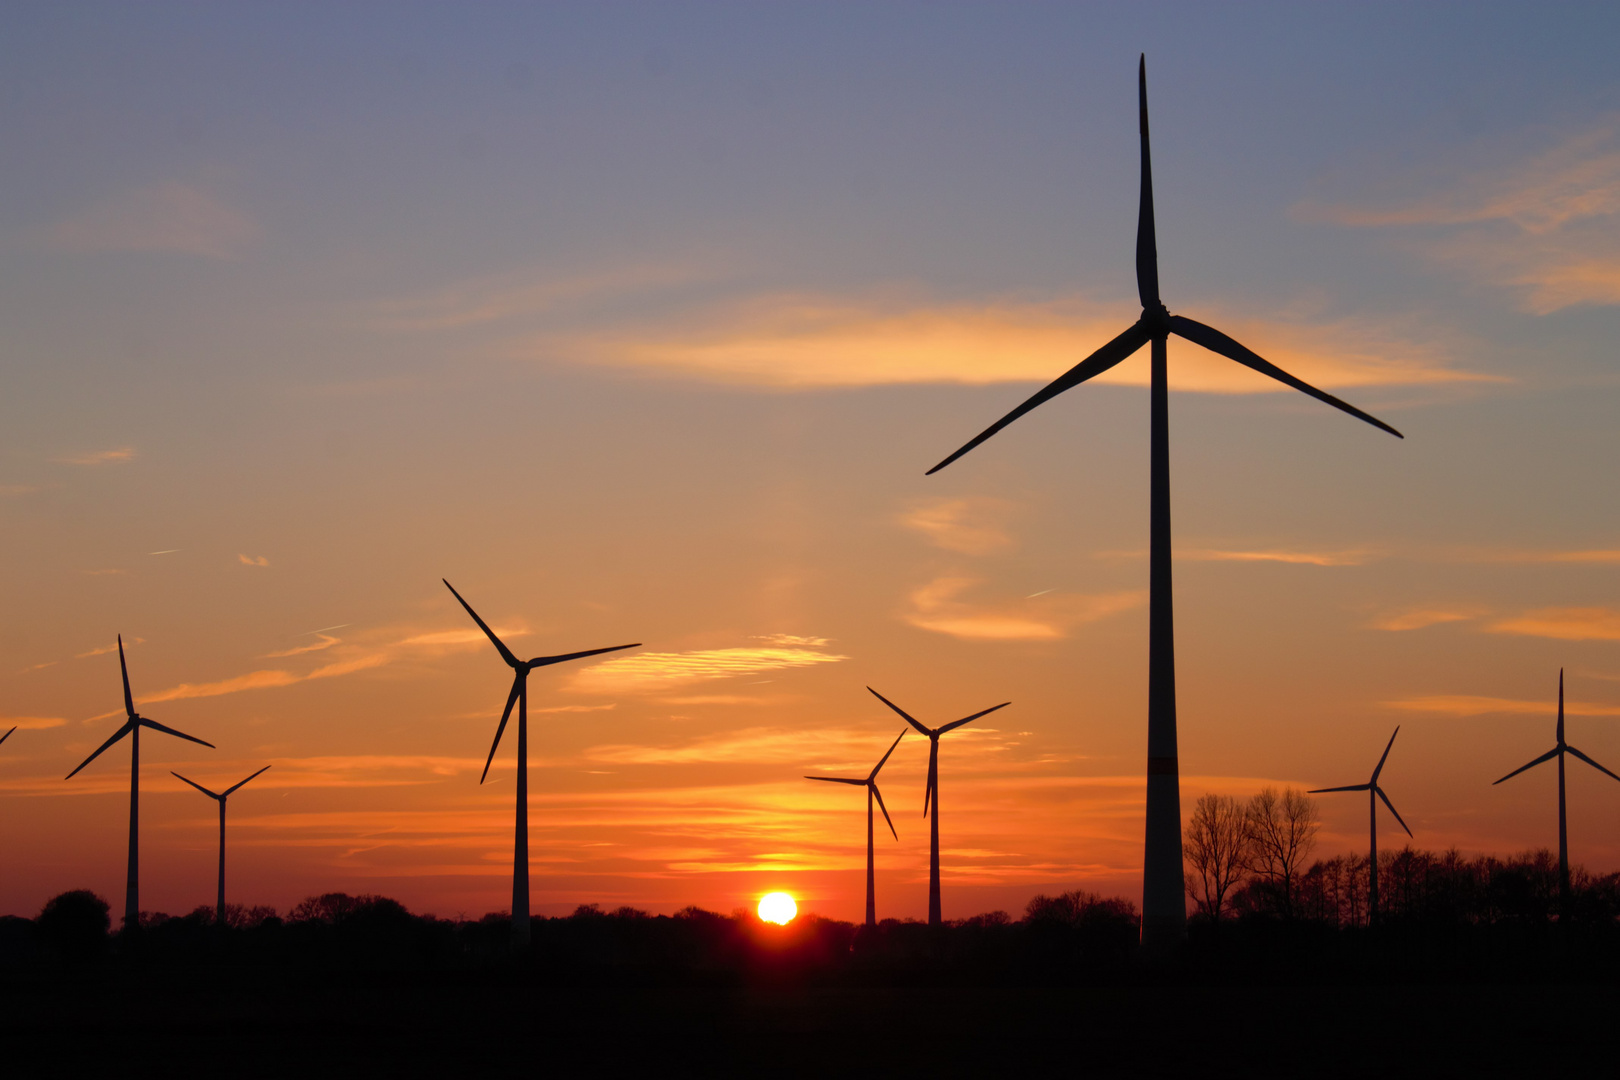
[171,771,222,800]
[1492,746,1560,785]
[1168,315,1404,438]
[1307,783,1371,794]
[868,728,907,782]
[139,718,216,750]
[872,783,898,840]
[1372,726,1400,783]
[118,634,136,718]
[940,702,1011,734]
[1557,669,1565,745]
[1136,54,1160,309]
[804,776,866,785]
[925,319,1151,475]
[1566,745,1620,784]
[65,719,136,779]
[867,687,933,737]
[923,743,938,817]
[1376,786,1413,838]
[481,677,523,784]
[0,725,15,748]
[530,643,641,668]
[222,764,273,797]
[442,579,521,669]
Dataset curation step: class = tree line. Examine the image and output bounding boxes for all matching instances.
[1184,788,1620,925]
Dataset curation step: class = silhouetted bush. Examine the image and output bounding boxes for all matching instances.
[35,890,111,962]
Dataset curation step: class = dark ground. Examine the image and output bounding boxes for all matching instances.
[2,973,1613,1078]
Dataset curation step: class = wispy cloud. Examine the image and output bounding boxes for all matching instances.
[77,638,143,659]
[263,634,341,658]
[899,497,1016,556]
[49,181,259,259]
[532,703,617,715]
[1295,118,1620,313]
[1386,695,1620,718]
[55,447,134,466]
[568,646,847,694]
[1371,606,1487,632]
[902,576,1143,641]
[749,634,829,647]
[0,484,42,496]
[368,261,719,332]
[1486,606,1620,642]
[0,716,66,730]
[585,726,892,767]
[401,625,529,648]
[238,554,270,567]
[564,292,1491,391]
[1179,547,1371,567]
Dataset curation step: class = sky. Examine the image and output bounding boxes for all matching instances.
[3,1,1620,923]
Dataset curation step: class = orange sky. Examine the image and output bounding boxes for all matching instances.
[3,5,1620,923]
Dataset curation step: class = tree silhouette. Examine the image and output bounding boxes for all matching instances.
[1184,793,1250,922]
[1243,788,1320,918]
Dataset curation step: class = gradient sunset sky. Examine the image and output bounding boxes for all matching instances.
[4,2,1620,923]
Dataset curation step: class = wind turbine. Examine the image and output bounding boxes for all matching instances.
[1493,670,1620,915]
[805,728,906,927]
[924,56,1402,952]
[65,635,215,932]
[867,687,1008,926]
[171,765,271,926]
[1309,727,1411,924]
[443,579,639,947]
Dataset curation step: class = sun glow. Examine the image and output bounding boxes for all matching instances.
[757,892,797,925]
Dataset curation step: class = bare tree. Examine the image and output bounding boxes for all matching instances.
[1184,793,1250,922]
[1244,787,1320,918]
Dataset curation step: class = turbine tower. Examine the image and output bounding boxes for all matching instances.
[444,579,639,948]
[65,636,215,932]
[805,728,906,927]
[171,765,271,926]
[867,687,1009,926]
[1493,670,1620,915]
[1309,727,1411,924]
[925,56,1402,952]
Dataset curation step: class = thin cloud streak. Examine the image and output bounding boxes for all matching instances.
[902,576,1143,641]
[1372,606,1487,632]
[1386,695,1620,718]
[1486,606,1620,641]
[1179,548,1372,567]
[55,447,135,466]
[568,646,847,695]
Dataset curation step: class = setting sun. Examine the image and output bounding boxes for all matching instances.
[757,892,798,925]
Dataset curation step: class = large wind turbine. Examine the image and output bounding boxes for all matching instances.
[443,579,639,947]
[805,728,906,927]
[867,687,1008,926]
[925,56,1402,951]
[1309,727,1411,924]
[1493,670,1620,914]
[65,636,215,932]
[171,765,271,926]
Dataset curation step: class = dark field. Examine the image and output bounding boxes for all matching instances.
[3,974,1615,1077]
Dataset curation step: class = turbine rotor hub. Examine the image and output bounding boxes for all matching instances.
[1144,303,1171,334]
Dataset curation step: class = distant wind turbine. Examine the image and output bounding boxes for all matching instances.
[925,55,1402,952]
[867,687,1009,926]
[805,728,906,927]
[1309,727,1411,924]
[443,579,639,948]
[171,765,271,926]
[65,635,216,932]
[1493,670,1620,914]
